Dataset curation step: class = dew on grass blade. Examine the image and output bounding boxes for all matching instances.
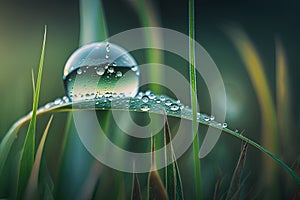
[63,42,140,102]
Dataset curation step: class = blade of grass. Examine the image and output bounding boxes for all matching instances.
[79,0,108,44]
[2,98,300,187]
[128,0,163,92]
[164,114,184,200]
[213,176,222,200]
[189,0,201,198]
[53,0,109,197]
[131,173,142,200]
[276,39,292,153]
[15,26,47,199]
[225,142,248,200]
[148,136,168,200]
[77,161,103,200]
[225,27,279,193]
[31,69,35,98]
[25,115,53,199]
[0,27,47,177]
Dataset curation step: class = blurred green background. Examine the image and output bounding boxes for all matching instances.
[0,0,299,198]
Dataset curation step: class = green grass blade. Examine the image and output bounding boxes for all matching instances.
[225,27,279,193]
[53,0,109,197]
[189,0,201,198]
[164,115,184,199]
[79,0,108,44]
[148,136,168,200]
[225,142,248,200]
[131,173,142,200]
[3,95,300,188]
[25,115,53,199]
[129,0,163,92]
[16,26,47,199]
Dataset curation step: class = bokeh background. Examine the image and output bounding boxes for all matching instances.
[0,0,299,199]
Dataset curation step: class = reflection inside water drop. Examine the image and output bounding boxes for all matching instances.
[63,42,140,102]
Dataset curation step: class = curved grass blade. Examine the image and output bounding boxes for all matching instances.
[14,26,47,199]
[276,39,292,152]
[25,115,53,199]
[225,27,279,192]
[225,142,248,200]
[2,92,300,187]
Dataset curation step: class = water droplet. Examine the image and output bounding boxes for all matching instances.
[105,54,109,59]
[148,92,156,100]
[234,129,239,133]
[142,96,149,103]
[108,96,113,101]
[106,43,110,52]
[170,103,179,111]
[210,115,215,121]
[204,116,210,122]
[62,96,69,103]
[96,67,105,75]
[44,103,51,109]
[160,95,166,101]
[222,123,227,128]
[165,99,172,106]
[108,67,114,73]
[54,98,62,105]
[63,42,140,102]
[140,104,150,111]
[131,66,138,71]
[116,71,122,77]
[77,69,82,75]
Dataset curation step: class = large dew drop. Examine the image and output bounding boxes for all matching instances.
[63,42,140,101]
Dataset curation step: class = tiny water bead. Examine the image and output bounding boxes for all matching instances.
[63,42,140,102]
[222,123,227,128]
[96,67,105,75]
[170,103,179,111]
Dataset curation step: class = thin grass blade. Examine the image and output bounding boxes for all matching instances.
[164,114,184,199]
[276,39,292,152]
[0,27,47,177]
[15,26,47,199]
[188,0,201,198]
[225,27,279,193]
[25,115,53,199]
[225,142,248,200]
[148,136,168,200]
[213,176,222,200]
[79,0,108,44]
[128,0,163,92]
[131,173,142,200]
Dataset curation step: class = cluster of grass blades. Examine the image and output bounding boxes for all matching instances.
[0,0,300,199]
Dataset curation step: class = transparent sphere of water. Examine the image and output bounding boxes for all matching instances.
[63,42,140,101]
